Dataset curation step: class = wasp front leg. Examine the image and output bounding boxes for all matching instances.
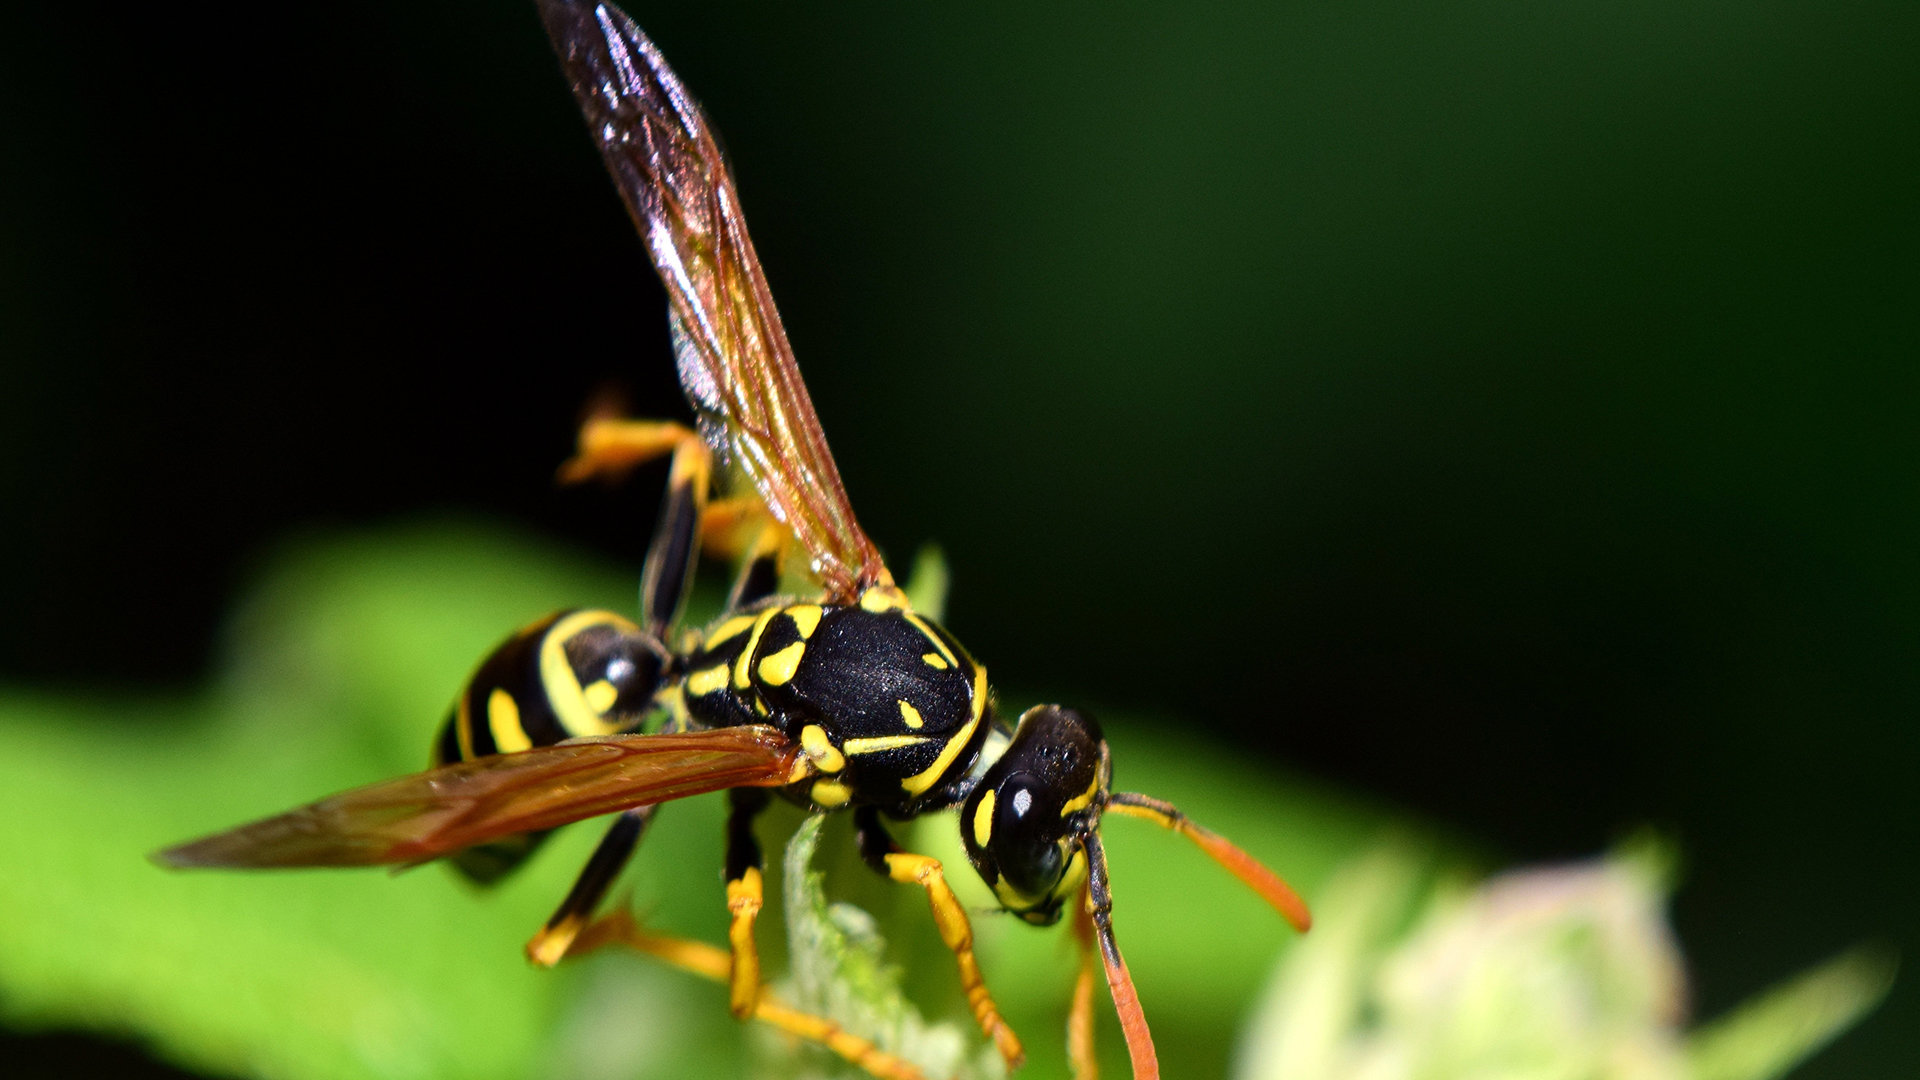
[854,806,1025,1070]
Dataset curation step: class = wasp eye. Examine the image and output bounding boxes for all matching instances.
[991,772,1067,899]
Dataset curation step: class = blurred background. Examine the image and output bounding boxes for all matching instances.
[1,0,1913,1077]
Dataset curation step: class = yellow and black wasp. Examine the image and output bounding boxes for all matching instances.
[157,3,1311,1077]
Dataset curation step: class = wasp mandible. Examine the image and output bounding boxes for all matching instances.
[158,4,1311,1077]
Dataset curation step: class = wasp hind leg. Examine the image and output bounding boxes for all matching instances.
[524,806,656,966]
[566,911,930,1080]
[559,417,786,613]
[853,806,1025,1069]
[528,417,716,964]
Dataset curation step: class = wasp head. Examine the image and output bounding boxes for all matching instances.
[958,704,1109,924]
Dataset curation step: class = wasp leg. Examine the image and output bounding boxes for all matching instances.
[853,806,1025,1069]
[725,522,789,612]
[524,806,657,967]
[725,787,772,1018]
[1068,891,1099,1080]
[567,911,929,1080]
[557,417,697,484]
[641,436,710,638]
[558,416,783,624]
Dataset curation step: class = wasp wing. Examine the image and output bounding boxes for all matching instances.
[155,726,801,870]
[538,0,887,603]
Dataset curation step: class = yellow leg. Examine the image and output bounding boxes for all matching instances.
[1068,895,1099,1080]
[727,867,764,1018]
[568,911,929,1080]
[557,416,783,570]
[882,851,1026,1070]
[699,496,772,559]
[557,417,701,484]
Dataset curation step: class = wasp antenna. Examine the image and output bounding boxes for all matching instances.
[1084,830,1159,1080]
[1105,792,1311,933]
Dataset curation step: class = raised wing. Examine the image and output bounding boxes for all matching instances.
[538,0,888,602]
[155,726,802,870]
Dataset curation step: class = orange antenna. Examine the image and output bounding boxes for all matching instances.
[1083,831,1159,1080]
[1104,793,1312,933]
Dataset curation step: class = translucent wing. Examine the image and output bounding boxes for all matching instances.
[539,0,888,602]
[154,727,801,870]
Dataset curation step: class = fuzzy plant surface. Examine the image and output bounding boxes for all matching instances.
[0,523,1890,1080]
[1234,841,1893,1080]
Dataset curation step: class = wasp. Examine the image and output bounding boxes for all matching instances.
[157,3,1311,1077]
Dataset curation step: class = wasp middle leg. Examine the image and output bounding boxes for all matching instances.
[724,787,772,1018]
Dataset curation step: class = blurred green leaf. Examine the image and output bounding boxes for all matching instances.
[1234,844,1891,1080]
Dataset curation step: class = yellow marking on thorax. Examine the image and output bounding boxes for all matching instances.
[757,641,806,686]
[973,789,997,847]
[703,613,757,650]
[921,652,949,670]
[898,699,924,728]
[858,586,908,613]
[687,664,731,697]
[487,688,532,753]
[799,724,845,773]
[900,707,983,797]
[810,779,853,808]
[902,612,957,667]
[1060,773,1102,815]
[733,607,783,690]
[898,660,989,797]
[786,604,824,639]
[541,610,637,737]
[583,679,619,714]
[843,735,932,755]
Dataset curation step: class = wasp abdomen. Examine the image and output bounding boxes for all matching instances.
[433,608,668,883]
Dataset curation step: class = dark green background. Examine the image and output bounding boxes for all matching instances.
[3,0,1913,1077]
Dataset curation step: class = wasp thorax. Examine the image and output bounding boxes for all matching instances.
[682,593,991,813]
[960,705,1107,924]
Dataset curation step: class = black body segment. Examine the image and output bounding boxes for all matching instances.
[680,589,992,814]
[434,609,667,767]
[433,608,669,884]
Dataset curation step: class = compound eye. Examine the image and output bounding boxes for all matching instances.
[991,772,1067,899]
